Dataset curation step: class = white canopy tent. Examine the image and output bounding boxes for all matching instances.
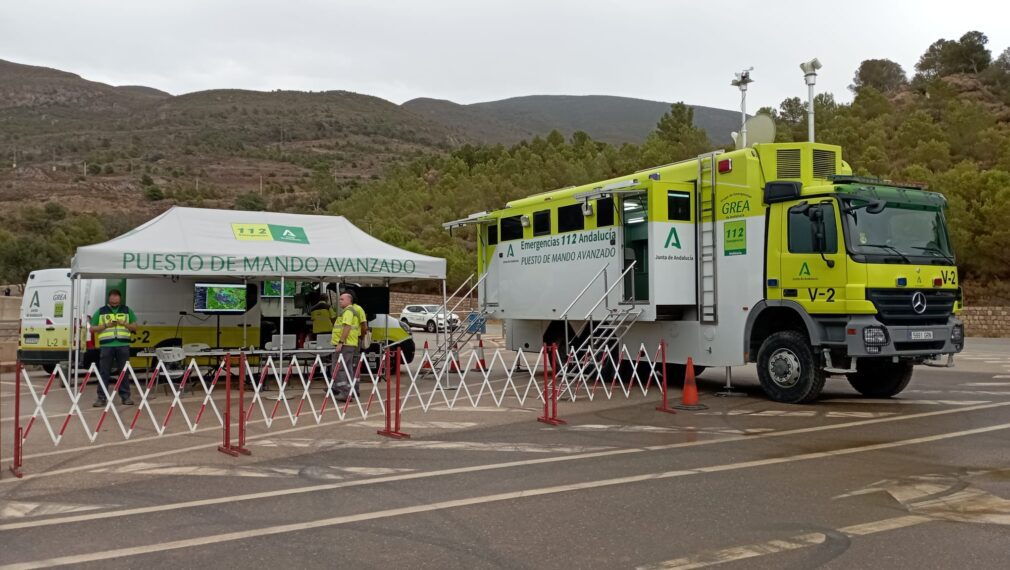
[72,206,445,282]
[66,207,447,376]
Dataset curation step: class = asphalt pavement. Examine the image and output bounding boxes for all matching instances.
[1,337,1008,569]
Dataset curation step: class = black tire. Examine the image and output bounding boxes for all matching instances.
[663,364,706,386]
[426,320,436,333]
[399,339,416,364]
[400,318,411,330]
[42,362,57,374]
[756,330,826,404]
[846,359,913,398]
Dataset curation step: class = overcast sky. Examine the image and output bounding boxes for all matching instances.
[2,0,1008,112]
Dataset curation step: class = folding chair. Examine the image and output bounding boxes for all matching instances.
[155,346,190,395]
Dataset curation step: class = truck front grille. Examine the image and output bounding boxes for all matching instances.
[865,288,955,326]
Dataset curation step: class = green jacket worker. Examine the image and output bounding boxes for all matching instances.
[90,289,137,407]
[331,292,361,401]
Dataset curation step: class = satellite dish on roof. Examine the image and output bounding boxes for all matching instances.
[734,114,776,148]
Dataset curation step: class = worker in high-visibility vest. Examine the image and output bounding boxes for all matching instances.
[90,289,138,407]
[331,292,361,402]
[351,299,369,351]
[307,292,334,339]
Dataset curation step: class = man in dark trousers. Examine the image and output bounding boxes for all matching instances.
[90,289,138,406]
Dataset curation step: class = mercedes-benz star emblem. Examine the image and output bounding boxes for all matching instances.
[911,291,928,314]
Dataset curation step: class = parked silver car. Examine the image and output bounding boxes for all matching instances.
[399,304,460,333]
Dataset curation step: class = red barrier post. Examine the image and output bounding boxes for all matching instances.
[656,341,676,414]
[218,354,239,457]
[235,352,250,455]
[539,345,565,426]
[377,347,409,439]
[9,359,24,478]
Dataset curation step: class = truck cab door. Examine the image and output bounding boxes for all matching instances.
[778,198,847,313]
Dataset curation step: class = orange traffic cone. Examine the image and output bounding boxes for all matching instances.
[674,357,708,410]
[448,343,461,373]
[421,340,432,370]
[472,339,488,371]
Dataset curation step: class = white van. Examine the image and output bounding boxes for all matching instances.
[19,269,262,371]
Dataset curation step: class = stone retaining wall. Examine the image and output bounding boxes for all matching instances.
[959,306,1010,338]
[388,292,476,316]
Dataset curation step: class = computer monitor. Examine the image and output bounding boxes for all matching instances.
[194,283,248,314]
[261,280,298,298]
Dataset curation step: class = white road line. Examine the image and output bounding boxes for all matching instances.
[353,421,478,429]
[550,424,775,435]
[825,411,897,418]
[0,501,114,520]
[2,401,1009,530]
[992,375,1010,379]
[962,383,1010,387]
[4,422,1008,569]
[908,389,1010,396]
[254,438,615,454]
[826,398,990,405]
[637,516,931,570]
[88,462,413,479]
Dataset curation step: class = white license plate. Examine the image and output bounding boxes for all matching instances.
[911,330,934,340]
[23,336,39,345]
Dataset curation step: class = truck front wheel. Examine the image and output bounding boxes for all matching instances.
[846,359,913,398]
[756,330,826,404]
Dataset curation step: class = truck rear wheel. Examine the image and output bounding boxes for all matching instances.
[846,359,913,398]
[756,330,825,404]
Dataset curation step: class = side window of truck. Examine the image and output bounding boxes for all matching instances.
[557,204,584,233]
[500,215,524,241]
[667,191,691,221]
[596,197,615,227]
[532,210,551,237]
[486,224,498,246]
[788,203,838,253]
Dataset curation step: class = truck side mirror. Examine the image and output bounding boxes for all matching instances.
[808,208,836,268]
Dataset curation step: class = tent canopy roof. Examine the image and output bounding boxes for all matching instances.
[71,207,445,283]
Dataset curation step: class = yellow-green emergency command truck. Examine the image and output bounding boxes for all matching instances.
[454,142,963,403]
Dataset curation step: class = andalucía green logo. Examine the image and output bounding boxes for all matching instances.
[29,291,40,309]
[506,244,515,257]
[664,227,682,249]
[799,262,811,276]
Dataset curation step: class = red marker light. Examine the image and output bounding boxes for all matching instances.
[933,278,943,287]
[718,159,733,173]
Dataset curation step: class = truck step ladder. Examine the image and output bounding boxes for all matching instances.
[427,309,491,371]
[426,272,491,372]
[696,151,722,324]
[561,305,642,378]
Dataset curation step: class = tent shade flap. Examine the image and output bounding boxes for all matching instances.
[71,207,445,283]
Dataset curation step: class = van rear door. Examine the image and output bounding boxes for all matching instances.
[21,283,71,350]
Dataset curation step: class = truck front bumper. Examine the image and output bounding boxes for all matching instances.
[843,315,964,359]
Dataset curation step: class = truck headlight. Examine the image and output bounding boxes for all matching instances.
[951,324,964,346]
[863,327,889,354]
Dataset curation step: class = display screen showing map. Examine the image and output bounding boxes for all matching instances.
[194,283,248,313]
[261,280,298,298]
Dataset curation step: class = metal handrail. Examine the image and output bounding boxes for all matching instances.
[583,261,636,320]
[560,264,609,320]
[446,273,488,316]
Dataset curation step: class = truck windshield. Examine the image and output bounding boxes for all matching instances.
[843,199,954,263]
